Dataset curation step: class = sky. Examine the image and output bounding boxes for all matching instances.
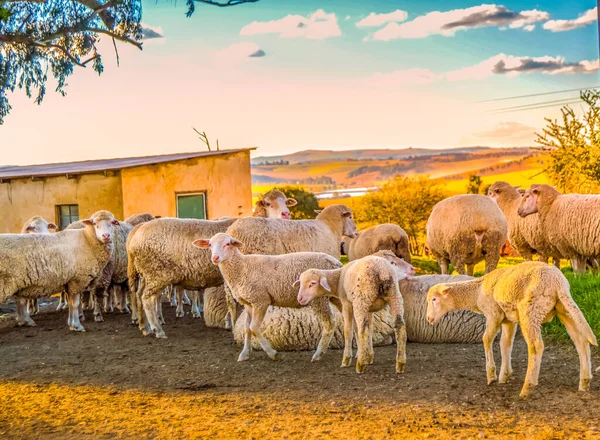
[1,0,599,165]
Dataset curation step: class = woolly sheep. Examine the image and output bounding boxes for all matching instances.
[127,218,237,338]
[230,274,485,349]
[123,213,159,226]
[21,216,58,316]
[426,194,507,276]
[488,181,561,266]
[341,223,411,263]
[427,262,597,397]
[0,210,119,331]
[296,253,412,374]
[253,189,297,219]
[518,184,600,274]
[193,233,343,362]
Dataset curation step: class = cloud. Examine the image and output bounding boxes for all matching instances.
[543,7,597,32]
[367,68,438,85]
[140,24,164,40]
[345,15,351,21]
[240,9,341,40]
[462,122,537,146]
[523,24,535,32]
[212,42,266,68]
[446,54,600,81]
[356,10,408,28]
[372,4,549,40]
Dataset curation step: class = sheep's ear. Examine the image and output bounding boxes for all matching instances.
[111,219,120,226]
[286,198,298,207]
[255,200,266,208]
[314,209,322,214]
[342,211,352,217]
[292,280,300,288]
[320,277,331,292]
[25,225,36,232]
[155,216,162,219]
[230,238,243,248]
[531,188,539,195]
[81,219,93,226]
[48,223,57,230]
[192,239,211,248]
[440,286,451,296]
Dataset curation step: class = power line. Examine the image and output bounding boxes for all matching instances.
[487,97,584,113]
[475,85,599,103]
[488,98,583,114]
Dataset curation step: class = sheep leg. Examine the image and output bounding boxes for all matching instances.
[438,257,449,275]
[142,288,167,338]
[341,303,354,367]
[482,319,502,385]
[92,288,105,322]
[130,281,139,324]
[238,306,253,362]
[498,321,518,384]
[168,286,177,307]
[484,250,500,274]
[367,313,375,365]
[78,299,85,322]
[191,290,202,319]
[466,264,475,276]
[354,308,371,374]
[183,291,192,305]
[557,311,593,392]
[249,304,277,360]
[224,284,238,330]
[56,292,67,311]
[104,287,114,314]
[519,320,544,398]
[311,298,336,362]
[451,256,467,275]
[27,299,39,316]
[15,297,36,327]
[157,296,165,325]
[175,287,185,318]
[388,295,407,374]
[67,293,85,332]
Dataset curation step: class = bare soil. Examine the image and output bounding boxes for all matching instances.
[0,300,599,439]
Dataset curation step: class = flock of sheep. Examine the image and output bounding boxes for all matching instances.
[0,185,598,398]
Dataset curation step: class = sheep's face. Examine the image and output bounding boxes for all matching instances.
[295,270,331,306]
[25,218,57,234]
[517,187,539,217]
[82,214,119,243]
[193,233,242,265]
[426,284,454,325]
[488,182,520,204]
[256,193,297,219]
[372,250,415,279]
[342,211,358,238]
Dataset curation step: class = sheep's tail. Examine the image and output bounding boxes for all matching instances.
[127,254,139,296]
[472,230,485,259]
[557,283,598,346]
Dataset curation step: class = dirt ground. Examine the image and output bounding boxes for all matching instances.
[0,300,599,440]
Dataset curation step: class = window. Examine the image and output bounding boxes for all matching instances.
[176,193,206,219]
[57,204,79,230]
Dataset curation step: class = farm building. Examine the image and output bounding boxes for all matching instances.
[0,149,254,233]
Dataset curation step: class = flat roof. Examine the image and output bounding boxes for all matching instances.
[0,148,255,180]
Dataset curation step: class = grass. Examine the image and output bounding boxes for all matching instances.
[409,256,600,343]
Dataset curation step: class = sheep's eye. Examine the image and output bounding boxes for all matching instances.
[495,189,500,194]
[225,243,230,247]
[266,202,271,207]
[309,281,316,286]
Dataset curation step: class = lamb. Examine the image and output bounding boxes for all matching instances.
[127,218,238,338]
[426,194,507,276]
[488,181,561,267]
[0,210,119,331]
[193,233,343,362]
[341,223,411,263]
[123,213,159,226]
[296,252,413,374]
[230,274,485,348]
[253,189,297,219]
[426,262,597,397]
[21,216,57,316]
[518,184,600,274]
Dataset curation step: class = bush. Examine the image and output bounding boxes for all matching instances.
[273,186,320,219]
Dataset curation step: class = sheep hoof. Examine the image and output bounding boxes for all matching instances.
[131,319,138,325]
[79,314,86,322]
[69,326,85,332]
[123,306,131,314]
[238,352,251,362]
[519,384,536,398]
[94,314,104,323]
[579,379,591,392]
[192,313,202,319]
[341,358,351,367]
[176,311,185,319]
[396,362,406,374]
[142,329,152,337]
[487,378,497,386]
[268,352,278,361]
[499,373,512,384]
[311,352,324,362]
[155,333,167,339]
[355,363,366,374]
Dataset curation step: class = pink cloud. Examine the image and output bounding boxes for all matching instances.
[240,9,341,40]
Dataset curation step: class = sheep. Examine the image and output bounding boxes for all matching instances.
[518,184,600,274]
[488,181,561,267]
[253,189,297,219]
[230,274,485,348]
[20,216,57,316]
[0,210,119,331]
[341,223,411,263]
[123,213,159,226]
[193,233,343,362]
[296,252,413,374]
[426,262,597,397]
[426,194,507,276]
[127,218,238,338]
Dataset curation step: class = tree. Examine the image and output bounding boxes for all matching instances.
[0,0,259,124]
[466,174,483,194]
[351,175,446,255]
[536,90,600,193]
[274,186,320,220]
